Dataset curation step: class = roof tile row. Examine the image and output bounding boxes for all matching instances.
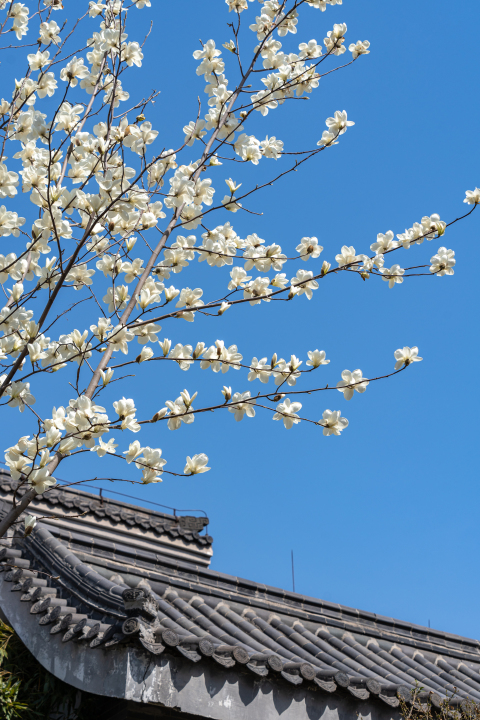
[1,522,480,712]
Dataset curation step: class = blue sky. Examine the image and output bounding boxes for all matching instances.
[2,0,480,639]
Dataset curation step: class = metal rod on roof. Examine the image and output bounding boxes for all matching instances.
[291,550,295,593]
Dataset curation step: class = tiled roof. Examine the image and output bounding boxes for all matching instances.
[1,479,480,712]
[0,473,212,549]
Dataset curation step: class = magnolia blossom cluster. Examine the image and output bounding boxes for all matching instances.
[3,390,206,488]
[2,341,423,495]
[0,0,474,522]
[331,210,461,286]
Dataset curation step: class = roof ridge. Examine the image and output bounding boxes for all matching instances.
[0,473,212,549]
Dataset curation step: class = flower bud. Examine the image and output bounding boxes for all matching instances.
[136,346,154,363]
[218,302,231,315]
[225,178,241,194]
[125,235,137,252]
[24,514,37,537]
[100,368,114,386]
[152,408,168,422]
[10,283,23,303]
[193,342,205,359]
[164,286,180,303]
[320,260,331,277]
[159,338,171,356]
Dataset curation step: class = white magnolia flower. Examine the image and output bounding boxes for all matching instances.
[335,245,359,268]
[140,469,163,484]
[60,57,89,87]
[430,247,455,276]
[44,407,66,432]
[121,41,144,68]
[318,130,338,147]
[103,285,130,314]
[137,447,166,483]
[168,343,193,370]
[221,385,232,402]
[296,236,323,261]
[299,39,323,59]
[271,273,288,289]
[222,195,242,212]
[122,415,141,433]
[27,50,50,71]
[91,437,118,457]
[175,287,204,321]
[320,260,331,276]
[243,277,272,305]
[273,398,302,429]
[381,264,404,288]
[320,409,349,436]
[464,188,480,205]
[248,357,271,383]
[39,20,61,45]
[132,322,162,345]
[349,40,370,59]
[8,381,35,412]
[260,136,284,158]
[421,214,446,239]
[137,346,154,363]
[107,325,134,354]
[183,119,207,146]
[225,178,242,194]
[324,24,348,54]
[307,350,330,368]
[165,394,195,430]
[0,163,19,199]
[123,122,158,155]
[5,452,32,481]
[113,397,136,419]
[193,39,224,76]
[45,427,62,448]
[28,467,56,494]
[228,391,256,421]
[273,356,302,387]
[336,369,369,400]
[290,269,318,299]
[184,453,210,475]
[88,2,106,17]
[228,266,251,290]
[325,110,354,135]
[370,231,397,254]
[100,369,114,387]
[394,346,423,370]
[123,441,144,464]
[159,338,172,357]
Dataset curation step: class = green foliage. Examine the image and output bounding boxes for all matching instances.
[0,620,98,719]
[399,683,476,720]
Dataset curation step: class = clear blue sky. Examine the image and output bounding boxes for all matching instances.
[3,1,480,639]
